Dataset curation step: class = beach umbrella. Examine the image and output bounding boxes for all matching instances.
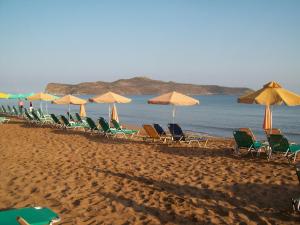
[0,92,9,99]
[27,92,58,113]
[148,91,200,123]
[238,81,300,130]
[89,91,131,124]
[27,92,58,101]
[79,104,86,117]
[8,93,34,99]
[263,105,272,130]
[52,95,87,120]
[111,103,119,123]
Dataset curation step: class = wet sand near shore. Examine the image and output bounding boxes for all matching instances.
[0,119,300,224]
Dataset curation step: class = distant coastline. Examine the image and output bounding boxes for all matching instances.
[45,76,253,96]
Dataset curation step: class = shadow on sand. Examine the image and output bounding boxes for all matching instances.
[87,168,300,224]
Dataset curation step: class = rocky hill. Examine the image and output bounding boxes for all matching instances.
[45,77,252,95]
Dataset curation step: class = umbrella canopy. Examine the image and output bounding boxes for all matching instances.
[79,104,86,117]
[238,81,300,130]
[111,103,119,123]
[238,81,300,106]
[0,92,9,99]
[89,91,131,103]
[27,92,58,101]
[148,91,200,105]
[8,93,34,99]
[52,95,87,121]
[89,92,131,125]
[148,91,199,123]
[52,95,87,105]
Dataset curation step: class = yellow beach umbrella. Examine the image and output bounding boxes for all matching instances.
[79,104,86,117]
[52,95,87,120]
[0,92,9,99]
[148,91,199,123]
[27,92,58,101]
[89,91,131,124]
[263,105,272,130]
[89,91,131,103]
[238,81,300,130]
[27,92,58,113]
[111,103,119,123]
[52,95,87,105]
[238,81,300,106]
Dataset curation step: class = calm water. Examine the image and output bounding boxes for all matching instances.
[2,95,300,142]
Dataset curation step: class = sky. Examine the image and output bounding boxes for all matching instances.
[0,0,299,93]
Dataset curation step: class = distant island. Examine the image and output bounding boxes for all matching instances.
[45,76,252,95]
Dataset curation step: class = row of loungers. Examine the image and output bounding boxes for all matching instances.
[1,104,299,155]
[233,128,300,162]
[1,104,209,146]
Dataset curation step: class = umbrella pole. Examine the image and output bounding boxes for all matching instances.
[108,104,111,127]
[46,102,48,114]
[172,105,175,124]
[68,104,70,121]
[270,105,273,130]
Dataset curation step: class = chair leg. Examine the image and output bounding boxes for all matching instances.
[294,152,298,163]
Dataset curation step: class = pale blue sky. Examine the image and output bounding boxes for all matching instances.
[0,0,299,93]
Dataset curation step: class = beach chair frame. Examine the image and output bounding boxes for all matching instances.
[233,130,267,156]
[168,123,208,147]
[268,134,300,162]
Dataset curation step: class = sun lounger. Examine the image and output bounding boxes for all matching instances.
[74,113,88,127]
[98,117,128,138]
[168,123,208,147]
[0,206,60,225]
[85,117,102,133]
[7,105,13,115]
[31,110,53,125]
[153,124,167,136]
[233,130,268,156]
[66,112,75,122]
[50,114,63,128]
[2,105,7,114]
[24,111,36,124]
[12,106,19,116]
[111,119,139,136]
[265,128,281,136]
[268,134,300,162]
[143,124,171,143]
[0,117,10,123]
[60,115,85,129]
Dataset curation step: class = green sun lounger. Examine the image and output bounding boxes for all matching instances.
[50,114,63,128]
[111,119,139,136]
[0,207,60,225]
[268,134,300,162]
[31,111,52,125]
[60,115,85,129]
[233,130,268,156]
[1,105,7,113]
[7,105,13,115]
[98,117,128,138]
[12,106,19,116]
[0,117,10,123]
[85,117,102,133]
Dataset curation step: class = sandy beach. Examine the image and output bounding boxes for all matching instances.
[0,118,300,224]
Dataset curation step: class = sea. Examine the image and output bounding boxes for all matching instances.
[2,95,300,142]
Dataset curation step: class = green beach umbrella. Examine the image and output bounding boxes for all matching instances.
[8,93,34,99]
